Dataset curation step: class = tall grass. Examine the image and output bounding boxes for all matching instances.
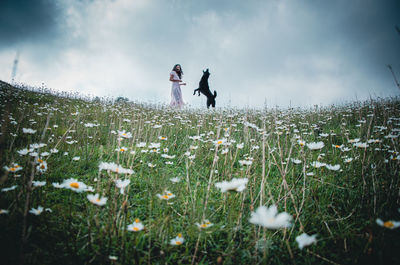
[0,80,399,264]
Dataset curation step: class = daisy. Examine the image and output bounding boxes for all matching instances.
[196,220,214,229]
[376,218,400,229]
[1,185,17,192]
[36,161,48,173]
[158,136,168,141]
[0,209,9,214]
[353,142,369,148]
[4,164,23,173]
[214,138,227,146]
[32,181,46,187]
[115,147,128,152]
[127,219,144,232]
[87,194,108,206]
[291,159,302,164]
[170,177,181,183]
[99,162,134,174]
[297,140,306,147]
[115,179,130,194]
[149,143,161,149]
[136,142,147,148]
[249,205,292,229]
[325,164,340,171]
[296,233,317,250]
[215,178,248,192]
[117,130,132,139]
[17,148,30,155]
[170,233,184,245]
[22,128,36,134]
[306,142,324,150]
[29,206,44,216]
[61,178,88,193]
[72,156,80,161]
[239,159,253,166]
[310,161,326,168]
[236,143,244,149]
[157,191,175,200]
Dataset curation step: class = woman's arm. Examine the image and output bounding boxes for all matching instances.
[169,74,181,82]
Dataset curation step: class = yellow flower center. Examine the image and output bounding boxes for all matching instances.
[40,164,45,169]
[161,137,166,140]
[178,233,182,238]
[133,227,139,231]
[38,159,43,163]
[217,140,223,145]
[167,193,172,196]
[122,133,127,136]
[384,221,394,228]
[115,168,119,173]
[96,199,101,202]
[15,165,20,168]
[162,195,169,199]
[120,149,125,152]
[70,182,79,189]
[201,224,207,228]
[10,167,16,172]
[176,241,182,245]
[335,145,340,148]
[135,219,140,223]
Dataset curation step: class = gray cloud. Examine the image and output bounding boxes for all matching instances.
[0,0,399,108]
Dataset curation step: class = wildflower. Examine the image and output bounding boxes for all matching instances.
[0,209,9,214]
[239,159,253,166]
[32,181,46,187]
[325,164,340,171]
[353,142,369,148]
[170,177,181,183]
[148,163,156,168]
[306,142,324,150]
[215,178,248,192]
[149,143,161,149]
[157,191,175,200]
[376,218,400,229]
[50,148,59,153]
[1,185,17,192]
[214,138,226,146]
[99,162,134,174]
[52,182,64,188]
[87,194,108,206]
[196,220,213,229]
[165,161,174,165]
[297,140,306,147]
[61,178,88,193]
[348,138,360,143]
[115,179,130,194]
[158,136,167,140]
[161,154,175,159]
[237,143,244,149]
[221,148,229,155]
[344,158,353,163]
[118,130,132,139]
[153,124,162,129]
[4,164,23,173]
[17,148,30,155]
[29,206,44,215]
[291,159,302,164]
[22,128,36,134]
[115,147,128,152]
[170,233,184,245]
[310,161,326,168]
[319,133,329,137]
[136,142,146,148]
[109,256,118,261]
[41,152,50,157]
[127,219,144,232]
[36,161,48,173]
[249,205,292,229]
[72,156,80,161]
[296,233,317,250]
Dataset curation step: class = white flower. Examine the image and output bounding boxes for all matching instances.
[236,143,244,149]
[148,142,161,149]
[0,209,10,214]
[306,142,324,150]
[170,177,181,183]
[376,218,400,229]
[29,206,44,215]
[32,181,46,187]
[291,159,302,164]
[170,233,184,245]
[344,158,353,163]
[325,164,340,171]
[52,182,64,188]
[310,161,326,168]
[215,178,248,192]
[296,233,317,250]
[99,162,134,174]
[157,191,175,200]
[348,138,360,143]
[87,194,107,206]
[239,159,253,166]
[72,156,80,161]
[36,161,48,173]
[1,185,17,192]
[17,148,30,155]
[118,130,132,139]
[148,163,156,168]
[196,220,214,229]
[50,148,59,153]
[41,152,50,157]
[136,142,147,148]
[353,142,369,148]
[127,219,144,232]
[115,179,130,194]
[61,178,88,193]
[249,205,292,229]
[23,128,36,134]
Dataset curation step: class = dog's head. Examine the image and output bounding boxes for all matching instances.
[202,68,210,78]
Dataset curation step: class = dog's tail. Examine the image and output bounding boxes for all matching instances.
[213,91,217,98]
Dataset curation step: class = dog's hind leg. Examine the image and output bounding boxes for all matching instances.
[193,88,198,95]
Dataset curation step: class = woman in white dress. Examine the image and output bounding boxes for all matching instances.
[169,64,186,108]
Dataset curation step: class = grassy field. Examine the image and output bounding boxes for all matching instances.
[0,80,399,264]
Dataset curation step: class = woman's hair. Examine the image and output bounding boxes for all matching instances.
[172,64,183,79]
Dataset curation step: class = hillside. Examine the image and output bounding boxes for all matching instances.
[0,80,399,264]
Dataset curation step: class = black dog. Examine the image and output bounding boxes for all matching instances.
[193,69,217,108]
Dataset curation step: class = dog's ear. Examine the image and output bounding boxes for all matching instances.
[206,68,209,72]
[203,69,205,73]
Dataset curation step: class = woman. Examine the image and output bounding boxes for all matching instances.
[170,64,186,108]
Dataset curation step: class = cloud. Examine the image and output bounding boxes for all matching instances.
[0,0,399,108]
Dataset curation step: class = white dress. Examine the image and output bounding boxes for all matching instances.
[170,71,184,107]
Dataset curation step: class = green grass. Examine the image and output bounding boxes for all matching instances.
[0,80,400,264]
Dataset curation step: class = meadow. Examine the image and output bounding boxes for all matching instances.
[0,80,399,264]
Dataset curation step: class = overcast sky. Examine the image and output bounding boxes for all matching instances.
[1,0,399,108]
